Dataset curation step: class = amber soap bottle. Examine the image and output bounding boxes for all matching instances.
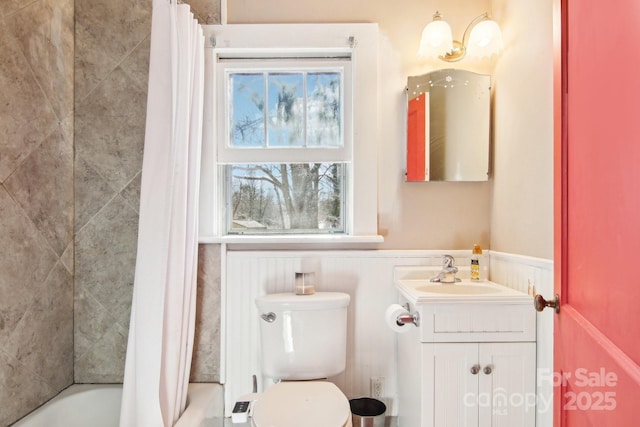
[470,243,482,281]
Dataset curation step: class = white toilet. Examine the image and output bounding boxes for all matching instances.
[253,292,352,427]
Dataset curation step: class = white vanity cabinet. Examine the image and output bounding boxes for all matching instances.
[394,268,536,427]
[423,341,536,427]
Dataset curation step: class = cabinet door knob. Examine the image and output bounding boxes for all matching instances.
[260,312,276,323]
[470,364,481,375]
[483,365,493,375]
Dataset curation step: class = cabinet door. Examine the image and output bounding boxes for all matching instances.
[478,342,536,427]
[423,343,479,427]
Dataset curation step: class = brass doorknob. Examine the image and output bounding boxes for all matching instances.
[533,293,560,313]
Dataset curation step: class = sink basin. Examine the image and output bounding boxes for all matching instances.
[394,266,530,302]
[416,284,500,295]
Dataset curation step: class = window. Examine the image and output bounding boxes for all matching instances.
[228,70,345,149]
[228,162,346,234]
[200,24,381,244]
[220,61,351,235]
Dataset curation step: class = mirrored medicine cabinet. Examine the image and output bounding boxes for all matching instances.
[406,69,491,182]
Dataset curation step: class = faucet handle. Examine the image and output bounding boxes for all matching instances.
[442,254,455,267]
[442,255,458,273]
[431,255,460,283]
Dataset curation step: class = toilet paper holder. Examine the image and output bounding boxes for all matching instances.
[396,303,420,327]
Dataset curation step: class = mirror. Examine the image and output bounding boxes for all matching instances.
[406,69,491,182]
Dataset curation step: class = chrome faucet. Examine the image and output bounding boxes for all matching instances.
[430,255,460,283]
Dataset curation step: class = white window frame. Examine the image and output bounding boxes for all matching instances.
[199,24,382,245]
[218,60,351,163]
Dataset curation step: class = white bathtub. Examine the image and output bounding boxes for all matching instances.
[11,383,223,427]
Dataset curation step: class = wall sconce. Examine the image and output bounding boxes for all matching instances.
[418,11,503,62]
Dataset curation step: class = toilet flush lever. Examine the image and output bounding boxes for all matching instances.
[261,312,276,323]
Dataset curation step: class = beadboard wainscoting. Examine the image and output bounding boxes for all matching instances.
[490,251,554,427]
[223,249,553,421]
[223,250,471,416]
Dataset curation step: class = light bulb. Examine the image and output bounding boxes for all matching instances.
[467,19,503,59]
[417,19,453,58]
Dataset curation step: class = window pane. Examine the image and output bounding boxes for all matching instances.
[229,73,265,147]
[267,73,305,147]
[307,72,342,147]
[228,163,345,234]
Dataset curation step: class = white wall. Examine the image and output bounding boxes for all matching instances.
[491,0,554,259]
[226,0,497,250]
[225,0,554,256]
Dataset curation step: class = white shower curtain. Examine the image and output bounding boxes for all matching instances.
[120,0,204,426]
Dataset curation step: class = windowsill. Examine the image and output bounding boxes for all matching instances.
[198,234,384,248]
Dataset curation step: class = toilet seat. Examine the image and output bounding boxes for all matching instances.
[252,381,351,427]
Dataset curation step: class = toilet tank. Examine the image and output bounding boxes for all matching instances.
[255,292,350,380]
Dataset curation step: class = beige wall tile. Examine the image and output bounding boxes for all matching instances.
[5,262,74,391]
[0,352,56,426]
[75,67,146,192]
[75,195,139,331]
[188,0,222,24]
[0,0,39,19]
[0,22,58,182]
[119,35,150,94]
[74,155,117,233]
[0,0,74,421]
[74,322,128,383]
[4,128,73,256]
[0,187,58,346]
[74,0,151,102]
[6,0,74,122]
[120,171,142,214]
[73,22,120,104]
[191,244,222,382]
[74,288,120,363]
[72,0,222,385]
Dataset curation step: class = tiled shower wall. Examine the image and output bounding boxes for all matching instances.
[0,0,75,424]
[73,0,222,383]
[1,0,221,424]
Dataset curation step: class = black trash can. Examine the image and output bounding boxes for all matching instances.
[349,397,386,427]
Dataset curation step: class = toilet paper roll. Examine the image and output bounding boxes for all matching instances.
[385,304,412,333]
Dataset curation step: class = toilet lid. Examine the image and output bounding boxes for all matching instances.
[252,381,350,427]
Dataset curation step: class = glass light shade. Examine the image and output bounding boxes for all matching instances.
[466,19,503,58]
[417,20,454,58]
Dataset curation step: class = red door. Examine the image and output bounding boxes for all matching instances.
[554,0,640,424]
[407,95,427,181]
